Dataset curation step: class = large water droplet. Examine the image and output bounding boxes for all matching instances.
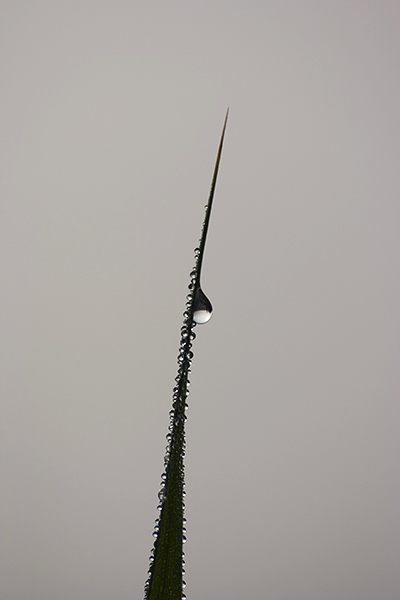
[193,287,213,324]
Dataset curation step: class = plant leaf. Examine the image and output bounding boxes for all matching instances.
[144,109,229,600]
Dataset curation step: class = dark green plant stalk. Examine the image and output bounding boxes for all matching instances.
[143,110,229,600]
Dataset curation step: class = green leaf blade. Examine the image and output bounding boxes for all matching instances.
[144,110,229,600]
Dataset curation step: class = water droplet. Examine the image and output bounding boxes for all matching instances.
[193,288,213,324]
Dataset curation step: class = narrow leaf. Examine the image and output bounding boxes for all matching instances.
[143,110,229,600]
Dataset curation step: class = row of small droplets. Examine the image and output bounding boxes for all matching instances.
[166,245,201,499]
[144,246,201,599]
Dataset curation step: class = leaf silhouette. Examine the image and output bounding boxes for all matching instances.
[144,110,229,600]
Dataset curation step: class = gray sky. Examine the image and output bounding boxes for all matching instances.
[1,2,399,599]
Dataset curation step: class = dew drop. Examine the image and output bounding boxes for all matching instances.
[193,287,213,324]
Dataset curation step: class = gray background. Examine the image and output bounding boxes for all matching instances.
[1,2,399,599]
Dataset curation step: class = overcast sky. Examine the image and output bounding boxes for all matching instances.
[1,2,399,599]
